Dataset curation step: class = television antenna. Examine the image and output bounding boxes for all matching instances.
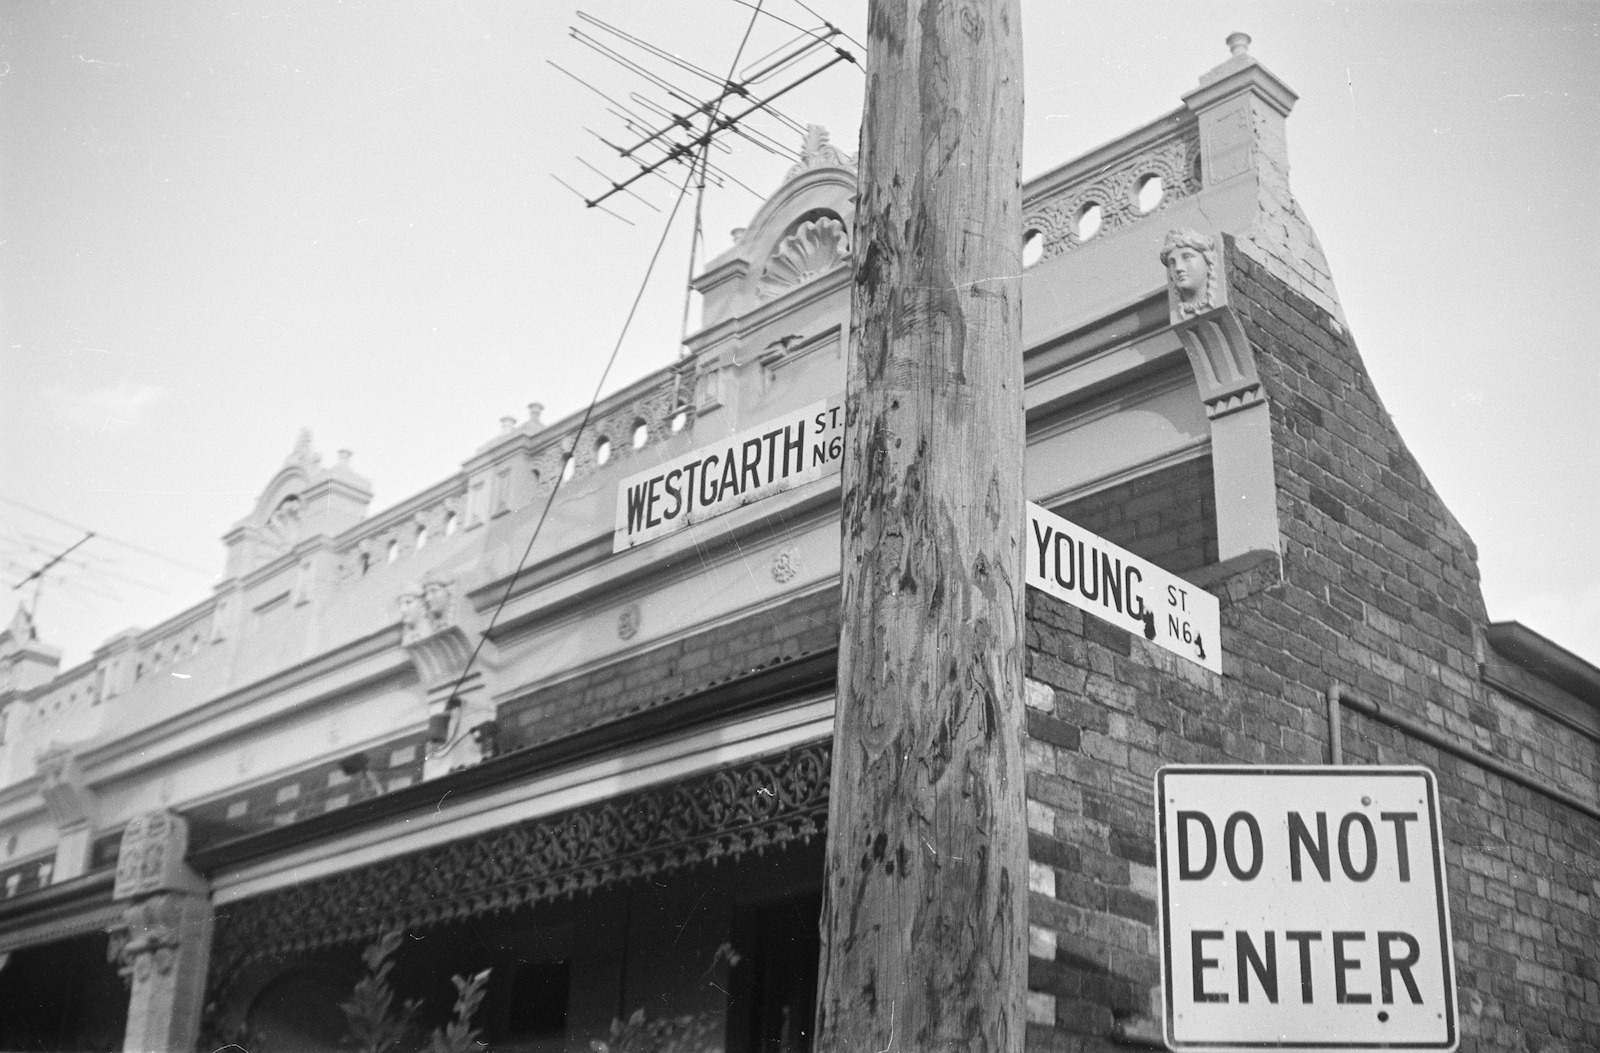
[549,1,860,343]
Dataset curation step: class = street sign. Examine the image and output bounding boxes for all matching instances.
[614,399,844,552]
[1155,766,1458,1052]
[1025,502,1221,673]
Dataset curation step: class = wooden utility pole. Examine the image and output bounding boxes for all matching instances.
[815,0,1026,1049]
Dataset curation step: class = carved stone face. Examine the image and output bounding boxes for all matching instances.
[1166,246,1207,299]
[421,581,450,620]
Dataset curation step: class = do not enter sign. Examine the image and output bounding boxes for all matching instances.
[1156,766,1457,1051]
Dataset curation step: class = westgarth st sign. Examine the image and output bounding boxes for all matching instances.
[613,400,845,552]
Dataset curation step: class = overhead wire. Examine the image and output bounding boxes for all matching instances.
[0,496,213,577]
[433,152,701,757]
[435,1,772,756]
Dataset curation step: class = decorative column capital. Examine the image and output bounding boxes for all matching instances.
[105,888,214,1052]
[106,892,190,984]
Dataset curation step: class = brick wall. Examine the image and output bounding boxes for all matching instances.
[497,586,839,752]
[1054,456,1217,577]
[1022,250,1600,1051]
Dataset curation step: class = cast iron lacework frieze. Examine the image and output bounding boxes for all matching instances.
[207,742,830,1008]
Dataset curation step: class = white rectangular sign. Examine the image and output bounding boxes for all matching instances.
[1156,766,1458,1052]
[614,400,845,552]
[1025,502,1221,673]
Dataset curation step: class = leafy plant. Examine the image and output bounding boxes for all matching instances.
[341,929,422,1053]
[427,968,493,1053]
[589,1007,724,1053]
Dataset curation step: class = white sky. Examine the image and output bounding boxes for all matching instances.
[2,1,1596,671]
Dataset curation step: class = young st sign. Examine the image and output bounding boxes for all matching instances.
[1025,502,1221,674]
[1156,766,1458,1052]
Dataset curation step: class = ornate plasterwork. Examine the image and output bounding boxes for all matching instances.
[398,576,458,647]
[1161,227,1225,322]
[1021,132,1200,263]
[755,216,850,301]
[770,547,799,584]
[113,810,202,900]
[398,576,482,692]
[207,743,831,1005]
[1162,229,1263,419]
[616,604,641,641]
[105,892,188,983]
[36,744,97,828]
[783,124,855,181]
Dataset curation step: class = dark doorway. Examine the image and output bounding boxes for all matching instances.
[0,932,128,1052]
[725,890,822,1053]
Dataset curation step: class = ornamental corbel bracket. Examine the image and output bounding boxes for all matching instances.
[397,575,497,689]
[1162,227,1265,420]
[1175,307,1263,420]
[35,743,99,829]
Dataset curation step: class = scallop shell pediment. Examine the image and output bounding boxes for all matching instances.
[755,216,850,301]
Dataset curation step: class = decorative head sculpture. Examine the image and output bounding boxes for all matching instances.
[1160,228,1222,321]
[420,576,454,633]
[397,585,427,645]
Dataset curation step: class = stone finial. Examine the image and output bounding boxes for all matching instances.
[1226,32,1251,57]
[7,606,36,644]
[337,449,353,465]
[499,416,516,434]
[1160,228,1224,322]
[527,403,545,429]
[284,428,319,468]
[783,124,856,181]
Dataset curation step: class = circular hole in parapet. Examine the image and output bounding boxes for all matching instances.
[595,437,612,466]
[1022,229,1044,268]
[561,454,575,482]
[670,410,688,434]
[1135,174,1164,213]
[631,419,649,449]
[1076,202,1103,242]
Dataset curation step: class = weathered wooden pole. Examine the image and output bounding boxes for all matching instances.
[815,0,1026,1048]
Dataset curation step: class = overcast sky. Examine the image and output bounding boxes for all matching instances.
[2,1,1596,671]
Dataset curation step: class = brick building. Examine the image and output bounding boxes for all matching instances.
[0,35,1594,1053]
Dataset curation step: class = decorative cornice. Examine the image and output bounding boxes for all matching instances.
[206,741,831,1005]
